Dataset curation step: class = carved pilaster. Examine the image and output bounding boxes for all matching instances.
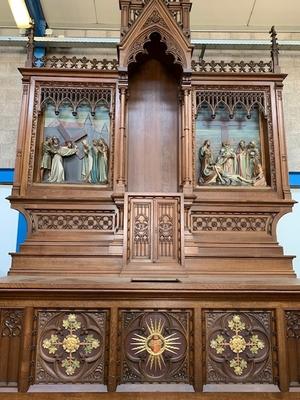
[116,82,128,193]
[181,74,193,194]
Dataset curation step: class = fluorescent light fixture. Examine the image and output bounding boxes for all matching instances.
[8,0,32,29]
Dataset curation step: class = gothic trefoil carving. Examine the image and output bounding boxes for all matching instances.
[35,311,107,384]
[120,311,191,383]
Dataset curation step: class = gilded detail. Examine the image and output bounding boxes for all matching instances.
[42,314,100,376]
[210,315,265,376]
[131,318,180,371]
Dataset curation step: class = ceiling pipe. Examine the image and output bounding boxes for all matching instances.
[1,35,300,50]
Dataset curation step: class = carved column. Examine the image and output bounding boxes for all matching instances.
[116,78,128,193]
[275,83,291,200]
[12,79,31,197]
[120,0,131,37]
[182,77,193,194]
[181,1,191,38]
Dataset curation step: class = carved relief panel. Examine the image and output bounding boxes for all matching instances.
[33,311,107,384]
[204,311,277,384]
[0,309,23,387]
[125,195,183,265]
[193,87,274,189]
[29,83,115,187]
[285,311,300,386]
[119,310,192,384]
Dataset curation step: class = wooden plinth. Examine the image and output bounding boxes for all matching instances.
[0,276,299,397]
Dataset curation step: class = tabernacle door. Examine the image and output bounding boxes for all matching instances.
[124,194,184,272]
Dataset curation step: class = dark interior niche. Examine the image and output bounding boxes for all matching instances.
[127,33,181,192]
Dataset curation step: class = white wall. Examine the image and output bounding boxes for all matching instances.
[0,185,18,276]
[277,188,300,277]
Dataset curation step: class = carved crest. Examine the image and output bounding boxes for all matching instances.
[118,0,193,71]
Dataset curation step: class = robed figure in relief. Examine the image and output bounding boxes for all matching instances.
[48,138,78,183]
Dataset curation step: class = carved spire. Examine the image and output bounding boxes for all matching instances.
[270,25,280,73]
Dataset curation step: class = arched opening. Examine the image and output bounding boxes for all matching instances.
[127,32,182,192]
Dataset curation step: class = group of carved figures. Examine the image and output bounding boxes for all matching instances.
[198,140,266,186]
[40,136,108,184]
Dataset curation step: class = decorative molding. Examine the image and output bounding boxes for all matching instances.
[286,311,300,339]
[120,310,191,383]
[35,311,107,384]
[192,60,272,74]
[28,210,117,233]
[0,309,23,337]
[190,212,275,234]
[205,311,275,384]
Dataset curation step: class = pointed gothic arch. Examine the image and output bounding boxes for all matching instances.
[118,0,193,71]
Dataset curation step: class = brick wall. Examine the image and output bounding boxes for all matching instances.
[0,43,299,171]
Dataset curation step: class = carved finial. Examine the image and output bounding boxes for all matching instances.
[269,25,280,73]
[25,23,34,68]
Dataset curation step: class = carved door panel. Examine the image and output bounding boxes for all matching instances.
[127,196,181,265]
[155,199,178,263]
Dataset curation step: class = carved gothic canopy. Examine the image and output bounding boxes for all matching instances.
[118,0,193,71]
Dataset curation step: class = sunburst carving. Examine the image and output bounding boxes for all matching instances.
[131,318,181,371]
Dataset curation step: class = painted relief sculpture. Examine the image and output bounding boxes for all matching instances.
[198,139,266,186]
[48,139,78,183]
[81,138,109,184]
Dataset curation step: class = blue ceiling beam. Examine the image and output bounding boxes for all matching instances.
[24,0,47,36]
[24,0,47,65]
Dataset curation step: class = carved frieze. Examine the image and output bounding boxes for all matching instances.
[34,311,107,384]
[28,210,117,233]
[286,311,300,339]
[205,311,276,384]
[190,212,275,234]
[120,310,192,384]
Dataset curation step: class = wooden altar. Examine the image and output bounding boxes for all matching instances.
[0,0,300,398]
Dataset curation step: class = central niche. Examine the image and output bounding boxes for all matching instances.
[127,33,181,192]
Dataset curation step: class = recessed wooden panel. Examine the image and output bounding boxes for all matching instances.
[119,310,192,384]
[285,311,300,387]
[34,311,107,384]
[204,310,277,384]
[0,309,23,387]
[128,58,179,192]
